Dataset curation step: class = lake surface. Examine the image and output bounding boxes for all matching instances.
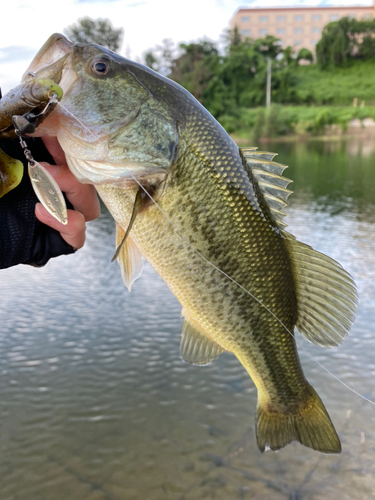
[1,138,375,500]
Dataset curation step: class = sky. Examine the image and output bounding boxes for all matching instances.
[0,0,372,93]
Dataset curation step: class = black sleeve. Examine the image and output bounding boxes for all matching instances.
[0,138,76,268]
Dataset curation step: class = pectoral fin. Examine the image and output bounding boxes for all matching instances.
[111,187,148,262]
[180,316,225,365]
[114,222,143,291]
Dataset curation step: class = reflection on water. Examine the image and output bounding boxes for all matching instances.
[276,139,375,221]
[1,139,375,499]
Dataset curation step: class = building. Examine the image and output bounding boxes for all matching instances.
[230,5,375,52]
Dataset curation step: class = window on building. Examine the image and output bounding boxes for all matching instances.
[347,14,356,19]
[277,28,285,34]
[242,29,250,36]
[294,15,303,21]
[294,27,303,34]
[259,29,268,35]
[312,27,320,33]
[363,14,372,19]
[312,14,321,21]
[330,14,339,21]
[241,16,250,22]
[259,16,269,22]
[277,15,286,22]
[311,40,318,46]
[294,40,302,45]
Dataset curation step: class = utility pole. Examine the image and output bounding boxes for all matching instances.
[266,57,271,108]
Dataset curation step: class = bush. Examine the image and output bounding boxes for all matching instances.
[227,104,375,139]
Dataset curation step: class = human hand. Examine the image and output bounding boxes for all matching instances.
[36,137,101,249]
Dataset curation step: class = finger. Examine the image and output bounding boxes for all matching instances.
[41,137,66,165]
[39,162,101,221]
[35,203,86,250]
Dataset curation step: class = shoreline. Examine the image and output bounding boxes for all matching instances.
[231,118,375,145]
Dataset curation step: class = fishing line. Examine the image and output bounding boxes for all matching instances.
[128,172,375,406]
[58,106,374,405]
[56,102,96,138]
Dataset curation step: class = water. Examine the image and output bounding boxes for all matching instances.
[1,139,374,500]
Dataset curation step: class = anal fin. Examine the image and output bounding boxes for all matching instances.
[180,316,225,365]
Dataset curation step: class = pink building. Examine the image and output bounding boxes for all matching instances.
[230,5,375,51]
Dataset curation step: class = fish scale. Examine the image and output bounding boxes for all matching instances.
[3,33,357,454]
[97,131,304,404]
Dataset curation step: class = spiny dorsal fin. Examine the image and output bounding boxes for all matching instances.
[180,316,225,365]
[115,222,144,291]
[240,148,292,228]
[283,233,358,347]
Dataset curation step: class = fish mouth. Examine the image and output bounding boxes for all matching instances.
[22,34,74,85]
[13,33,174,187]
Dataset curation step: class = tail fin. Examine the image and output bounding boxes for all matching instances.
[256,386,341,454]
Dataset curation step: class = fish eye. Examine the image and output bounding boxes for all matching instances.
[90,57,111,76]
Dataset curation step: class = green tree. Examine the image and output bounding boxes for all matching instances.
[155,39,176,75]
[282,46,295,66]
[64,17,124,52]
[316,17,353,68]
[143,39,176,76]
[297,48,313,64]
[316,17,375,68]
[251,35,283,60]
[144,50,159,71]
[358,33,375,59]
[168,34,298,116]
[170,40,219,101]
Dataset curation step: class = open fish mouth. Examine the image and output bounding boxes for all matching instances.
[22,34,74,86]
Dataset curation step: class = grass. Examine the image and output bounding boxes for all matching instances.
[219,104,375,141]
[293,59,375,106]
[216,58,375,139]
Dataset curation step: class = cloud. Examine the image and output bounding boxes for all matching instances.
[0,46,37,63]
[74,0,120,3]
[245,0,372,4]
[73,0,146,6]
[126,1,146,7]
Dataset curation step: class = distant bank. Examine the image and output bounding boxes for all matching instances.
[225,104,375,144]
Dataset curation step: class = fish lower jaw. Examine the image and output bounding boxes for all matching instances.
[65,153,167,186]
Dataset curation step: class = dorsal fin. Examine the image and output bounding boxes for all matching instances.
[114,222,144,291]
[240,148,292,228]
[240,147,357,347]
[283,233,358,347]
[241,147,278,163]
[180,316,225,365]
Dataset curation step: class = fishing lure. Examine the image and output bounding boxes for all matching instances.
[0,77,67,224]
[0,75,63,137]
[12,96,67,225]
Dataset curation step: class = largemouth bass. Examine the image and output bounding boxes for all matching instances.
[4,34,357,454]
